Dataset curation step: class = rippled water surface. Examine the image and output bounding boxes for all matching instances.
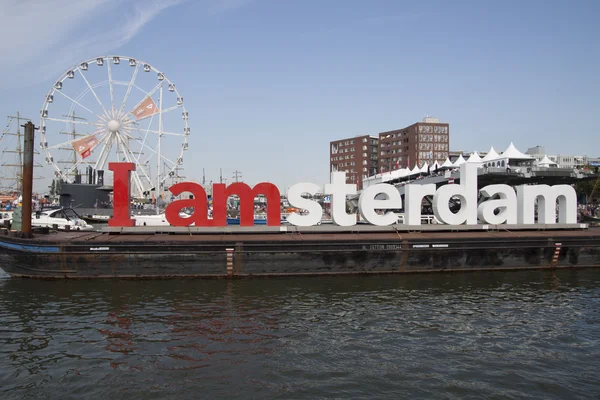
[0,269,599,399]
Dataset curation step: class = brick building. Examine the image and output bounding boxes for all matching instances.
[378,117,449,173]
[329,135,379,189]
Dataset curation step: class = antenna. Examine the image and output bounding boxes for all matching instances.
[219,168,223,184]
[233,170,242,183]
[202,168,206,185]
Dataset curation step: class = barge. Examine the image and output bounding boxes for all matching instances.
[0,224,599,279]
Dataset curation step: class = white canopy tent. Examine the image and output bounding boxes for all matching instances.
[466,151,482,163]
[439,157,454,170]
[500,142,533,160]
[482,146,500,162]
[452,154,466,167]
[537,154,558,167]
[409,163,421,175]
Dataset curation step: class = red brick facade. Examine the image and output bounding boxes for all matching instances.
[329,135,379,190]
[378,121,449,173]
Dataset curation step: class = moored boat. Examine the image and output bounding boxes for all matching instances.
[0,224,599,279]
[31,208,94,231]
[0,211,13,228]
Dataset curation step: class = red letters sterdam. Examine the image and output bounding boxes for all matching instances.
[107,162,281,227]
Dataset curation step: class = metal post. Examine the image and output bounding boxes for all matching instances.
[21,122,35,235]
[157,86,163,215]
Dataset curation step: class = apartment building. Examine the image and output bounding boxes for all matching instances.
[330,135,379,189]
[378,117,450,173]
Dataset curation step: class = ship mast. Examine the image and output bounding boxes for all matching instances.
[0,112,43,194]
[57,111,87,180]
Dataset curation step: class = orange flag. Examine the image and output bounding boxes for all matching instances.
[72,135,99,159]
[132,96,159,120]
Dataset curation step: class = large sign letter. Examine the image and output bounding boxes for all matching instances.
[516,184,577,224]
[108,162,136,227]
[432,163,478,225]
[212,182,281,226]
[323,172,357,227]
[287,183,323,226]
[404,183,436,225]
[358,184,402,226]
[478,185,517,224]
[165,182,211,227]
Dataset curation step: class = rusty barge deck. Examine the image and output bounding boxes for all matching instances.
[0,225,599,278]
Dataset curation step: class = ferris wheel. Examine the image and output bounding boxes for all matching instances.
[39,56,190,198]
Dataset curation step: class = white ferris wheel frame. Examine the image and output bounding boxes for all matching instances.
[39,55,190,198]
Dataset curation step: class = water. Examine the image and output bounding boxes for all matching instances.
[0,269,599,399]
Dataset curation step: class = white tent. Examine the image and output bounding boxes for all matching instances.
[439,157,454,169]
[432,160,440,171]
[538,154,558,167]
[390,168,410,179]
[420,162,429,173]
[482,146,500,162]
[409,163,421,175]
[466,151,482,163]
[453,154,466,167]
[500,142,533,160]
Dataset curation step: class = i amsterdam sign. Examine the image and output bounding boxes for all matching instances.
[107,162,577,228]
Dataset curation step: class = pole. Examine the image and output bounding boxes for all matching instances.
[21,121,35,235]
[157,86,163,215]
[16,112,22,193]
[233,170,242,182]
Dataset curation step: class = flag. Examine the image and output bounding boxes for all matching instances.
[132,96,159,120]
[72,135,99,159]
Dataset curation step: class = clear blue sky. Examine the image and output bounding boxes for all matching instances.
[0,0,598,192]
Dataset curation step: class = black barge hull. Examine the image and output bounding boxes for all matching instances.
[1,228,600,278]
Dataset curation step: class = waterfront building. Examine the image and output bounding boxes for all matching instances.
[329,116,449,189]
[526,145,588,169]
[378,117,450,174]
[330,135,379,189]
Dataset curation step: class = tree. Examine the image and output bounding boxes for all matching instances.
[575,167,600,203]
[49,180,56,196]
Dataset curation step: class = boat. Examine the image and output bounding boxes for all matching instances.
[0,225,599,278]
[81,214,111,223]
[0,210,13,228]
[134,213,172,226]
[31,208,94,231]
